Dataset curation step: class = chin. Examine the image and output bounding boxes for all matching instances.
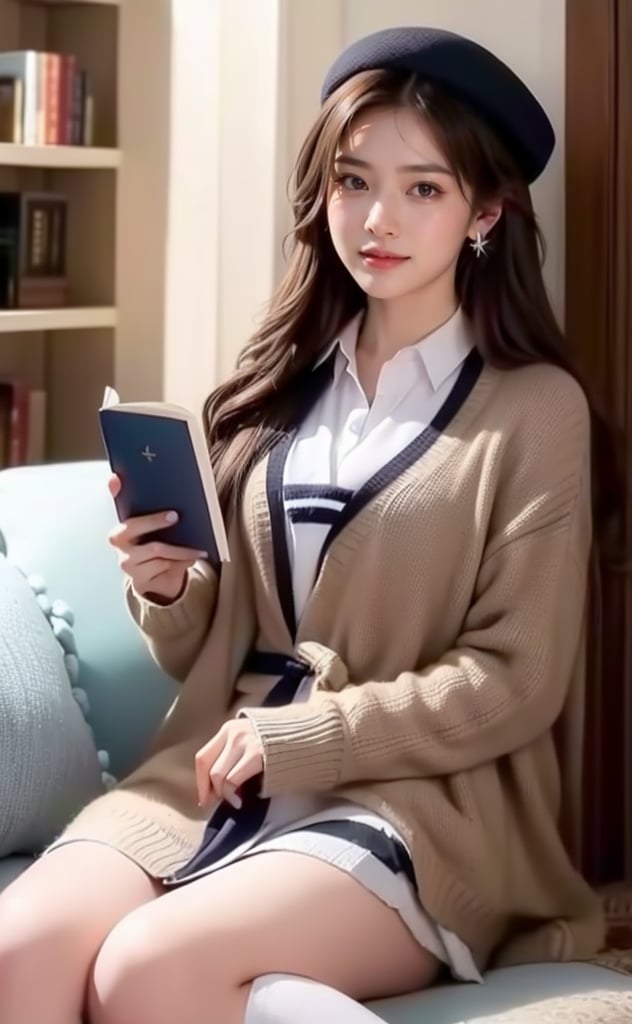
[343,262,425,301]
[351,272,418,301]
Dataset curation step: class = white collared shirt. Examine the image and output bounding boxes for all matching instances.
[284,306,474,620]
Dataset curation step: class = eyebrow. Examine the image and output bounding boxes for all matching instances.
[335,154,454,176]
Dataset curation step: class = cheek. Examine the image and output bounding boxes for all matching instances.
[326,194,362,244]
[411,203,470,254]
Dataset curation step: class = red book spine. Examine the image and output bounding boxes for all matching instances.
[6,381,29,466]
[58,55,77,145]
[45,54,62,145]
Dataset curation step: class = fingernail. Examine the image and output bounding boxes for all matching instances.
[197,551,208,559]
[228,795,242,810]
[165,511,178,523]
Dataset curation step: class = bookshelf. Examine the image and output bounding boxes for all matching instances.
[34,2,120,6]
[0,142,120,167]
[0,305,116,331]
[33,2,120,6]
[0,0,119,463]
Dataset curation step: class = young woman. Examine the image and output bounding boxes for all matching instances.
[0,25,613,1024]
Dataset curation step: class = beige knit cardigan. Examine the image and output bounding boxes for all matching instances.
[56,354,604,973]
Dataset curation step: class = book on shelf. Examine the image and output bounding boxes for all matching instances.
[0,77,23,145]
[0,191,68,308]
[99,388,230,566]
[0,378,46,469]
[0,50,93,146]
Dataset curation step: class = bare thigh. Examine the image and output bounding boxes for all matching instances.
[90,852,440,1024]
[0,841,161,1024]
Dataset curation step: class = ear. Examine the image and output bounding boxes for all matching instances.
[467,202,503,242]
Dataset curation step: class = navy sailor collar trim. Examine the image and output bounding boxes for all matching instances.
[267,345,484,641]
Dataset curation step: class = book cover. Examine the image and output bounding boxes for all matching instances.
[0,52,38,145]
[0,191,69,308]
[59,55,77,146]
[0,77,23,143]
[98,388,230,566]
[26,388,46,464]
[44,53,61,146]
[0,379,29,467]
[0,224,18,307]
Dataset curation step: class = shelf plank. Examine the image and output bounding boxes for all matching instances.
[0,143,121,169]
[21,1,121,7]
[0,307,117,333]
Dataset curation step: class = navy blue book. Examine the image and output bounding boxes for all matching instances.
[98,387,229,566]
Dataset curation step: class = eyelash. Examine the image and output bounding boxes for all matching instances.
[332,174,442,199]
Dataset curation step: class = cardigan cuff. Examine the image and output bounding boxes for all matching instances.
[125,561,218,640]
[241,700,346,797]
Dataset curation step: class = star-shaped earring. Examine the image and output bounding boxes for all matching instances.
[470,231,489,258]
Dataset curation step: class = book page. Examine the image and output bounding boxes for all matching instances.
[101,386,120,408]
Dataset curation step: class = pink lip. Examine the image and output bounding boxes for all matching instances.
[360,249,409,269]
[360,248,407,259]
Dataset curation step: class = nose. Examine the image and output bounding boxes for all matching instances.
[364,196,399,238]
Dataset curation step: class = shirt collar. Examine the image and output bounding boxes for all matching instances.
[313,312,363,372]
[313,307,474,393]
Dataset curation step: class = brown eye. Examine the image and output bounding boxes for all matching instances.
[411,182,440,199]
[339,174,367,191]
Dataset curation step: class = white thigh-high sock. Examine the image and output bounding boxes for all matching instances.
[245,974,387,1023]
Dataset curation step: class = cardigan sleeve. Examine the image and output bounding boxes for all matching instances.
[243,390,594,797]
[125,559,220,683]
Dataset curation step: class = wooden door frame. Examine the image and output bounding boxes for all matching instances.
[565,0,632,885]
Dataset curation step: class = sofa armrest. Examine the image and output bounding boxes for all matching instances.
[0,461,176,781]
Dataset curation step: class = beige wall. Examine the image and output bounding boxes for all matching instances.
[117,1,566,411]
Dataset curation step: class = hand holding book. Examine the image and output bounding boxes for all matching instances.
[98,387,230,570]
[107,473,208,605]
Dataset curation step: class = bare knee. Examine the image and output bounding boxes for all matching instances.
[88,906,232,1024]
[89,911,168,1024]
[0,879,76,952]
[0,883,88,998]
[0,844,160,1017]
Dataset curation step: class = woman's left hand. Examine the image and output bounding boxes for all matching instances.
[195,718,263,810]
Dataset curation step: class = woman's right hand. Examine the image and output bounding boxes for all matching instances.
[107,474,207,604]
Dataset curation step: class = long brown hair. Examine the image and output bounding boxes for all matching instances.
[203,69,622,546]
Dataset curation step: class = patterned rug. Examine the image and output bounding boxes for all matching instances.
[486,885,632,1022]
[469,990,632,1022]
[590,882,632,976]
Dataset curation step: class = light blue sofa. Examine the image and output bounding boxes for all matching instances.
[1,460,631,1024]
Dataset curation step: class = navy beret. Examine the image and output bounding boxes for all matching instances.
[320,27,555,183]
